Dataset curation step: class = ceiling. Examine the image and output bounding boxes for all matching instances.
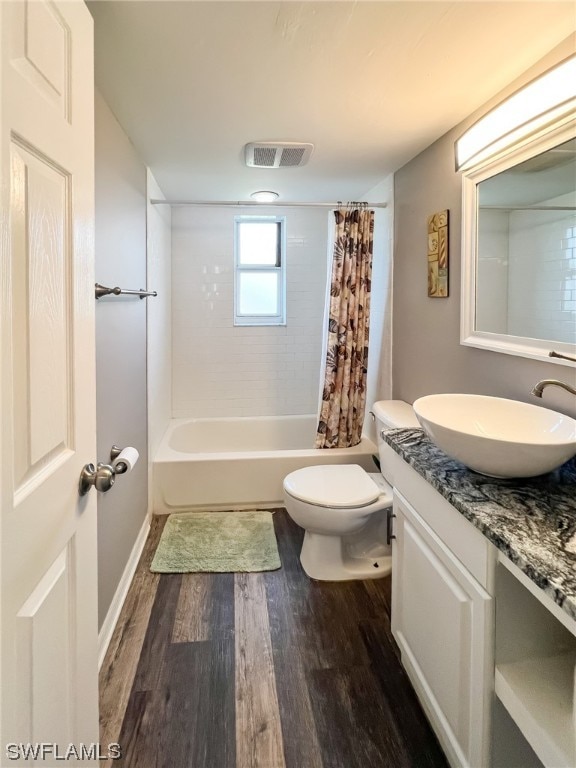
[88,1,576,203]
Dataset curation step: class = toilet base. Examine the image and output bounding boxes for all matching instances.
[300,531,392,581]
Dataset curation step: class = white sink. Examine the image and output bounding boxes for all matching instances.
[413,394,576,478]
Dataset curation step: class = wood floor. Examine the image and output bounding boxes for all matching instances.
[99,509,448,768]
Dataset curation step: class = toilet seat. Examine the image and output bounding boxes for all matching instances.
[283,464,389,509]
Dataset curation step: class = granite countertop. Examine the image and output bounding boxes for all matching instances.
[383,427,576,622]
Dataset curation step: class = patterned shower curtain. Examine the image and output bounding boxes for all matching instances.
[315,206,374,448]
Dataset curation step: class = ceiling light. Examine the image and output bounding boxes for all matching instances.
[250,191,280,203]
[455,55,576,171]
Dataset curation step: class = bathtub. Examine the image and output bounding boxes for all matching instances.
[153,415,378,512]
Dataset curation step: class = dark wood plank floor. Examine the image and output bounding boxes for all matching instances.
[100,509,448,768]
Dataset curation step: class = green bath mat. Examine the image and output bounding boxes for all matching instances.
[150,510,281,573]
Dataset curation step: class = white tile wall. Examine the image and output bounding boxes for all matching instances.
[171,206,330,417]
[477,194,576,344]
[508,193,576,344]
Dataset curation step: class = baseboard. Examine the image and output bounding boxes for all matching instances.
[98,512,151,670]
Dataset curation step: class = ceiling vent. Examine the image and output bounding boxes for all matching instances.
[245,142,314,168]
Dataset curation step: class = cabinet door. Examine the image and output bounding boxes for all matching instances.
[392,491,493,768]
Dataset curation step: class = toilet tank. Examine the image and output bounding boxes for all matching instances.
[372,400,420,483]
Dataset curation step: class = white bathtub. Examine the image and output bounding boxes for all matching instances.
[153,415,378,512]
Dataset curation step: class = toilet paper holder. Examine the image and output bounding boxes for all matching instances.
[78,445,139,495]
[110,445,130,474]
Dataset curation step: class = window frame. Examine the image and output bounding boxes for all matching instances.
[234,215,286,326]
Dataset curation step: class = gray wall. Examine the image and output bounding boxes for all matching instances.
[393,36,576,420]
[95,90,148,628]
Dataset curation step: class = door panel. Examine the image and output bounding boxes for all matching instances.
[16,546,74,747]
[401,517,471,737]
[11,140,72,495]
[9,0,71,118]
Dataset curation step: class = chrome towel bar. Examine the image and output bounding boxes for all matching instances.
[95,283,158,300]
[549,350,576,363]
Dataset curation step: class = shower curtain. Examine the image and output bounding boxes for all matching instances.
[315,206,374,449]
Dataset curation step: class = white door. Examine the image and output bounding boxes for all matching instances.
[392,491,492,768]
[0,0,99,760]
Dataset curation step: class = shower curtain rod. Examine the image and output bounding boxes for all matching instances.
[150,199,388,208]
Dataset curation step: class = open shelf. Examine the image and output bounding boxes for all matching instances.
[495,652,575,767]
[495,561,576,767]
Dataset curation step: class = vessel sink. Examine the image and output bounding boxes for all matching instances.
[413,394,576,478]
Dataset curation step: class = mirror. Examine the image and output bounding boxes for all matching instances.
[477,138,576,342]
[461,120,576,364]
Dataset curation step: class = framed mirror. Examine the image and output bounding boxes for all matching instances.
[460,118,576,365]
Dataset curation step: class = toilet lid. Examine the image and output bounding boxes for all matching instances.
[283,464,381,508]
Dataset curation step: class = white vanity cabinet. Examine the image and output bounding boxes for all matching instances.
[392,491,493,767]
[386,447,496,768]
[385,439,576,768]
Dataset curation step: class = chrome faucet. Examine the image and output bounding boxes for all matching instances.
[531,379,576,398]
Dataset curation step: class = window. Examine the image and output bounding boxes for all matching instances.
[234,216,286,325]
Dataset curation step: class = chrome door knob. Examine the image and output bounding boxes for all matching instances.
[79,463,116,495]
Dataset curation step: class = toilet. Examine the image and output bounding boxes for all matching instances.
[283,400,419,581]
